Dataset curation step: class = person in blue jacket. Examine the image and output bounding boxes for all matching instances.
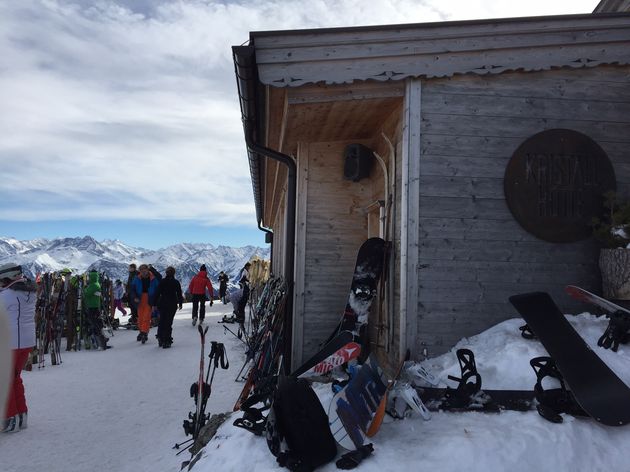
[131,264,160,343]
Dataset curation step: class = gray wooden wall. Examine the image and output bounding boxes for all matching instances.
[415,65,630,356]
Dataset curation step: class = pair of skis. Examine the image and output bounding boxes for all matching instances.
[175,324,229,454]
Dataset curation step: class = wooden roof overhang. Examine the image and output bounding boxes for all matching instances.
[235,13,630,228]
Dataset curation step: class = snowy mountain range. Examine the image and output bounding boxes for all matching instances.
[0,236,269,291]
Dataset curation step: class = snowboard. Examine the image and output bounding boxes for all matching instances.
[290,331,354,378]
[565,285,630,316]
[416,387,536,413]
[328,354,388,450]
[509,291,630,426]
[327,237,387,351]
[296,342,361,379]
[565,285,630,351]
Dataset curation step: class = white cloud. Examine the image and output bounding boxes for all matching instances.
[0,0,598,224]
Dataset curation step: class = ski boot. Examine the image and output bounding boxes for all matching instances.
[18,412,27,430]
[192,316,197,326]
[2,416,18,433]
[141,332,148,344]
[136,332,143,342]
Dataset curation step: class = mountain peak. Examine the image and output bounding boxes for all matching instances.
[0,236,269,290]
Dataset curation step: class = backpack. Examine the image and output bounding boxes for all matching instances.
[266,376,337,472]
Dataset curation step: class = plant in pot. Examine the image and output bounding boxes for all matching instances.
[592,191,630,300]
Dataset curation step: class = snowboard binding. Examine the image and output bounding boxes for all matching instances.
[519,324,537,340]
[530,356,587,423]
[233,406,267,436]
[598,311,630,352]
[441,349,482,408]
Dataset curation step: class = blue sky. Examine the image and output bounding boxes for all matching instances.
[0,219,264,249]
[0,0,598,250]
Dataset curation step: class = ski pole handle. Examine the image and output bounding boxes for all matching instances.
[209,341,229,369]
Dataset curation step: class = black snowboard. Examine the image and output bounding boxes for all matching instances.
[509,292,630,426]
[417,387,536,413]
[327,238,387,349]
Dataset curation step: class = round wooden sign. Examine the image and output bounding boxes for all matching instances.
[504,129,616,243]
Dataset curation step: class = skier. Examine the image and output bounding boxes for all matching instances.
[148,265,162,328]
[188,264,214,326]
[154,266,183,348]
[84,270,109,350]
[112,279,127,316]
[218,271,229,304]
[61,269,78,351]
[235,262,251,323]
[0,263,36,433]
[131,264,159,343]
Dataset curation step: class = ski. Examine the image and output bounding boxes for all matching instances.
[565,285,630,351]
[510,291,630,426]
[289,331,355,378]
[193,324,209,440]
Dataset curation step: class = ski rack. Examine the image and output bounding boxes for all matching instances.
[529,356,587,423]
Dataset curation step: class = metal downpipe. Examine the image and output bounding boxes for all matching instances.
[245,133,297,373]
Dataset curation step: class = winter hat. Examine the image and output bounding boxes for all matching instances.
[200,264,206,271]
[0,263,22,280]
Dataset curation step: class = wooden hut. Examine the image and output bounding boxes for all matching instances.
[232,12,630,370]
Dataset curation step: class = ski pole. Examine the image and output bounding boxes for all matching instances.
[196,342,229,436]
[221,324,248,346]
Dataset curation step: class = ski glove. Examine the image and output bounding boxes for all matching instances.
[336,443,374,470]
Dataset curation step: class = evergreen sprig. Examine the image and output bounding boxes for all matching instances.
[591,191,630,248]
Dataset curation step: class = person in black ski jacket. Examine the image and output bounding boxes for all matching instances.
[235,262,251,323]
[154,266,183,348]
[218,271,229,304]
[148,265,163,328]
[126,264,138,326]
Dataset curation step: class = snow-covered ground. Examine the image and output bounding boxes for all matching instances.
[2,306,630,472]
[0,302,245,472]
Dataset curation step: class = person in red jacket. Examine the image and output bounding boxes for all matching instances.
[188,264,213,326]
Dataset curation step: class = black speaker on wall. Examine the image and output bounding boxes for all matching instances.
[343,143,374,182]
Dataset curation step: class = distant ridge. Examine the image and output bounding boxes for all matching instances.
[0,236,269,290]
